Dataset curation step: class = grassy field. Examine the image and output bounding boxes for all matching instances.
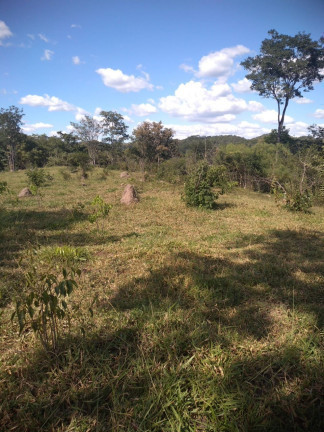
[0,167,323,431]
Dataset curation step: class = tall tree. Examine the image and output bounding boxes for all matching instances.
[241,30,324,142]
[132,121,175,166]
[100,111,129,146]
[70,115,101,165]
[0,106,24,171]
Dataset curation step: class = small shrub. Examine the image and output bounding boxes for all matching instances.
[183,162,232,209]
[0,181,9,194]
[11,249,81,352]
[88,195,112,231]
[285,191,312,212]
[26,168,53,188]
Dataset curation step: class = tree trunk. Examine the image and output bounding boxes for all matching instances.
[8,142,15,172]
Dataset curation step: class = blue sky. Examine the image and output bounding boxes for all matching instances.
[1,0,324,139]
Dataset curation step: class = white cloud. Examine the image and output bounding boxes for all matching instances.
[196,45,250,79]
[38,33,49,43]
[247,101,264,112]
[123,114,134,123]
[231,77,252,93]
[20,94,76,111]
[179,63,195,74]
[294,97,313,104]
[74,107,89,121]
[96,67,154,92]
[41,49,54,61]
[314,108,324,119]
[127,103,157,116]
[27,34,35,40]
[166,121,270,140]
[71,24,81,28]
[0,20,13,45]
[252,109,294,124]
[159,80,253,123]
[22,122,53,134]
[288,121,310,137]
[72,56,82,65]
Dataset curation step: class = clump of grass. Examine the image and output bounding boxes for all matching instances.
[36,245,91,267]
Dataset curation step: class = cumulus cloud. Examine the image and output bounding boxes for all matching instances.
[0,20,13,45]
[252,109,294,124]
[41,49,54,61]
[231,77,253,93]
[127,103,157,117]
[74,107,89,121]
[196,45,250,79]
[159,80,260,123]
[22,122,53,134]
[20,94,76,112]
[96,67,154,92]
[314,108,324,119]
[288,121,310,137]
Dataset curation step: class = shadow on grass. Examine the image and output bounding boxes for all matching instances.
[1,229,323,431]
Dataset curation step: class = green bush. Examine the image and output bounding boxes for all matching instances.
[89,195,112,231]
[183,162,232,209]
[285,191,312,212]
[26,168,53,188]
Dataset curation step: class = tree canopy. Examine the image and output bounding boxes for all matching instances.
[0,106,24,171]
[241,29,324,142]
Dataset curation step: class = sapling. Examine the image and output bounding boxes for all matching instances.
[88,195,112,231]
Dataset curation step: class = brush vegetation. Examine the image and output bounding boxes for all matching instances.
[0,166,323,431]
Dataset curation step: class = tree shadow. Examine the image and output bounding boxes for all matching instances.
[1,228,323,430]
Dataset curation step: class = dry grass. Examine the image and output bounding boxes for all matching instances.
[0,167,323,431]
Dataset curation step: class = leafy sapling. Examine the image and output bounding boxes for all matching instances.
[88,195,112,231]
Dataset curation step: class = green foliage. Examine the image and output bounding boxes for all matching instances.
[285,191,312,213]
[11,249,81,352]
[156,157,187,183]
[183,161,232,208]
[26,168,53,188]
[0,181,9,194]
[241,30,324,142]
[0,105,25,171]
[88,195,112,230]
[37,245,90,267]
[67,152,92,176]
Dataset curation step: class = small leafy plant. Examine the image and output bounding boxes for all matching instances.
[88,195,112,231]
[12,249,81,352]
[0,181,9,194]
[26,168,53,195]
